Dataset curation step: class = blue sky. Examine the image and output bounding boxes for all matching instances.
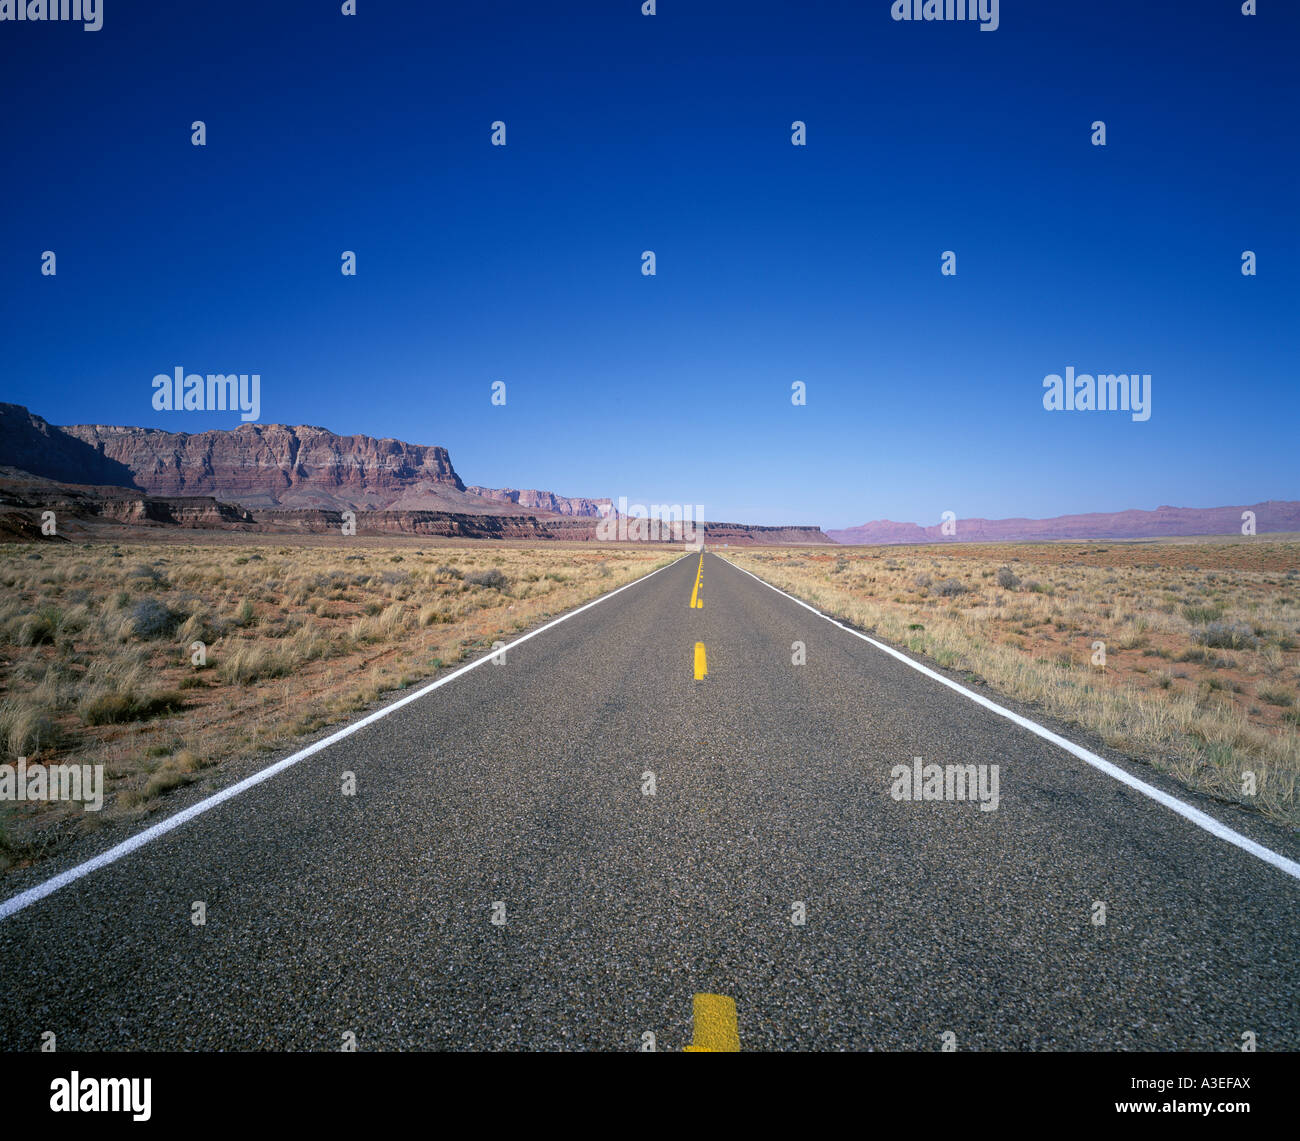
[1,1,1296,528]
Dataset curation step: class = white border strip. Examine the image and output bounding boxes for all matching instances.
[0,554,688,922]
[725,557,1300,883]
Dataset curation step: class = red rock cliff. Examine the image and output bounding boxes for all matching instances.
[59,421,467,511]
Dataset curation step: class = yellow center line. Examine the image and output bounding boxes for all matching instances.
[690,552,704,608]
[693,641,707,680]
[683,994,740,1052]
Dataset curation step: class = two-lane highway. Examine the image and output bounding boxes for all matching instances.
[1,551,1297,1050]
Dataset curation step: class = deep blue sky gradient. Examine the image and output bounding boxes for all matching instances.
[1,1,1296,527]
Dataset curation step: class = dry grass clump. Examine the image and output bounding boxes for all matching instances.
[0,541,672,872]
[729,540,1300,826]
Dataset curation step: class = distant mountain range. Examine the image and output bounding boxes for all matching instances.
[828,502,1300,545]
[3,403,1290,546]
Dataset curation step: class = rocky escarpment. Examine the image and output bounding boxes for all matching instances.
[59,421,468,511]
[250,510,606,539]
[249,513,830,543]
[0,467,834,545]
[37,412,606,517]
[244,517,826,543]
[699,522,833,546]
[0,467,255,537]
[464,486,612,518]
[0,403,139,489]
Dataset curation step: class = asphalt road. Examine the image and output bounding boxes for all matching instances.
[1,551,1297,1051]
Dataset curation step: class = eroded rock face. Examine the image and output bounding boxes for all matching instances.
[464,486,613,518]
[0,403,139,488]
[58,421,466,509]
[0,466,256,538]
[245,513,831,543]
[699,523,834,546]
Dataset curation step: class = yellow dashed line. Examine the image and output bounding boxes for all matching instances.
[684,993,740,1052]
[690,552,704,609]
[693,641,707,680]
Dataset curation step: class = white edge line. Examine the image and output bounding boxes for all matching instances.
[0,553,689,922]
[723,555,1300,884]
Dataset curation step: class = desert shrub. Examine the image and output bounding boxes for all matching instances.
[81,692,135,725]
[1258,687,1295,708]
[913,573,932,589]
[419,604,450,626]
[996,567,1020,590]
[219,644,293,685]
[143,769,189,797]
[466,568,508,590]
[935,578,967,597]
[176,609,220,645]
[14,605,62,646]
[135,691,187,719]
[80,689,185,726]
[130,598,182,639]
[350,603,409,644]
[0,698,57,758]
[1192,621,1259,650]
[1175,648,1235,668]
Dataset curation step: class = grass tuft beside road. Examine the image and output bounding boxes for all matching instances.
[723,541,1300,827]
